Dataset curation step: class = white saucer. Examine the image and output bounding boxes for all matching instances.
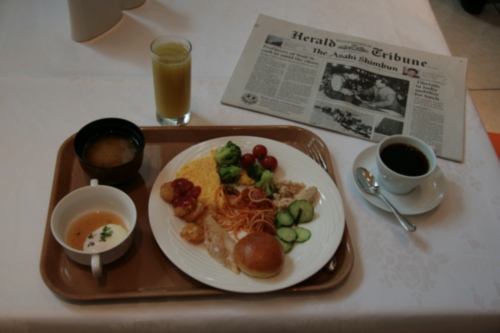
[352,145,446,215]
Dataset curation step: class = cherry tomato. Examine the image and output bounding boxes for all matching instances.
[253,145,268,160]
[240,153,255,169]
[261,155,278,172]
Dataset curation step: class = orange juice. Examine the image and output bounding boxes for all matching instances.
[151,40,191,121]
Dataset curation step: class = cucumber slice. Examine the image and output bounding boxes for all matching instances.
[275,209,295,227]
[276,227,297,243]
[295,227,311,242]
[275,236,294,253]
[289,200,314,223]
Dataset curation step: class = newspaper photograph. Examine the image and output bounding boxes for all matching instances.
[221,14,468,162]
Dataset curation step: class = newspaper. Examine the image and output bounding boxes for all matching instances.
[221,14,468,162]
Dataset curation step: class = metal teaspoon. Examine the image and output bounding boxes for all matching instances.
[355,167,417,232]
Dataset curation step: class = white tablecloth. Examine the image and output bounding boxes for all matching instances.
[1,1,499,332]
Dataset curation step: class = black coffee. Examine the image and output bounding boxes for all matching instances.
[380,143,429,176]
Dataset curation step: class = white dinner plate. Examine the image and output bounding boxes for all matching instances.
[352,145,446,215]
[148,136,345,293]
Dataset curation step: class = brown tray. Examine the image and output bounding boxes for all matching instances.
[40,125,354,301]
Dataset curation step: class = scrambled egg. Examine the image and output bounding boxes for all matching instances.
[237,170,255,186]
[175,151,221,207]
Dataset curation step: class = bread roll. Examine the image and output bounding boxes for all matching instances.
[234,232,285,278]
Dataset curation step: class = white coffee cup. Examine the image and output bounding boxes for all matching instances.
[51,179,136,277]
[376,135,436,195]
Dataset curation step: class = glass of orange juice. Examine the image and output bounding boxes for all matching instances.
[151,36,192,126]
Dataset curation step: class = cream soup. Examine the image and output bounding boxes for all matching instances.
[66,211,128,251]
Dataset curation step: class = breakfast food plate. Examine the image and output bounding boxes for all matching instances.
[40,126,354,300]
[352,145,446,215]
[148,136,345,293]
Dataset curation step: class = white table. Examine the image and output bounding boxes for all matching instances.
[1,1,499,332]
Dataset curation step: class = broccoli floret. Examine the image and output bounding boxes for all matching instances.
[214,141,242,166]
[256,170,276,197]
[219,165,241,184]
[246,163,266,181]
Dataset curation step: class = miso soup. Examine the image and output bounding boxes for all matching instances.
[83,134,139,168]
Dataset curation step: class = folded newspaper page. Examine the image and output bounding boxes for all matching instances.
[221,14,467,162]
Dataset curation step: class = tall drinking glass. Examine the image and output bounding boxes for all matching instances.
[151,36,192,126]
